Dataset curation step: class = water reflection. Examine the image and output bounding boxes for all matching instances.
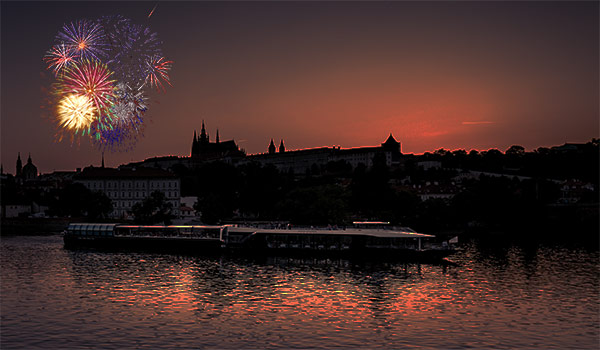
[1,235,598,349]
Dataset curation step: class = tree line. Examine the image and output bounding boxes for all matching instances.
[172,139,598,235]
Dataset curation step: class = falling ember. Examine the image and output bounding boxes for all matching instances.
[56,94,96,133]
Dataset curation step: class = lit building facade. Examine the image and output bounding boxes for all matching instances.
[74,167,181,219]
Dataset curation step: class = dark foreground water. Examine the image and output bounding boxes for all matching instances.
[1,235,598,349]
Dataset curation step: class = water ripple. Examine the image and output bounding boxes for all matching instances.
[1,235,598,349]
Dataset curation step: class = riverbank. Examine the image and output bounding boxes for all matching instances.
[1,218,73,235]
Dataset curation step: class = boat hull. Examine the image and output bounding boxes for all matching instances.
[63,235,223,254]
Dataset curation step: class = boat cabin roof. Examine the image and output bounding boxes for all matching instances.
[229,227,434,238]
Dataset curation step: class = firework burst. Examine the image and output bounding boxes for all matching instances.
[114,24,163,88]
[91,82,147,150]
[98,15,136,64]
[44,15,173,151]
[57,20,107,61]
[56,94,96,134]
[56,59,116,116]
[111,82,147,131]
[145,55,173,92]
[44,43,78,75]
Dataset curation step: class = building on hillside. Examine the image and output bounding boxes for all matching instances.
[74,167,181,219]
[245,134,402,174]
[122,155,190,171]
[417,160,442,171]
[558,180,595,204]
[413,182,460,201]
[551,143,587,154]
[2,203,32,218]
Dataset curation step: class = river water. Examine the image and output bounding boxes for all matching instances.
[1,234,598,349]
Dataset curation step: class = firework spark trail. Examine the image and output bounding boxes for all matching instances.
[58,20,107,61]
[44,43,78,75]
[148,3,158,18]
[145,55,173,92]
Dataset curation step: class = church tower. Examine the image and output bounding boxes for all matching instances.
[268,139,276,154]
[216,129,220,144]
[22,154,37,181]
[279,139,285,153]
[16,153,22,178]
[381,133,401,154]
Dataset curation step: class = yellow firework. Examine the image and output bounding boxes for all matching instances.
[57,94,96,133]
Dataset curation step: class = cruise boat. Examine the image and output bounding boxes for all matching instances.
[63,222,456,261]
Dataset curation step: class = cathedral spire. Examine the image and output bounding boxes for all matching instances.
[216,129,220,144]
[200,120,209,143]
[279,139,285,153]
[191,130,199,157]
[101,152,105,168]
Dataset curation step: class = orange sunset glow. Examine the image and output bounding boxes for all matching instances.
[1,1,597,173]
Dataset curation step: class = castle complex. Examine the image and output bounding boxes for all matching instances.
[123,122,402,173]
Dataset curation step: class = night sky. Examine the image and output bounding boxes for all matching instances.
[1,1,598,174]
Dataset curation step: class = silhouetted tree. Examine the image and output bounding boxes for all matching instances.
[131,191,173,225]
[87,191,113,220]
[49,183,112,219]
[276,185,349,225]
[192,161,240,223]
[505,145,525,156]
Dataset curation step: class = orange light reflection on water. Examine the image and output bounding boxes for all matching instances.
[90,261,468,329]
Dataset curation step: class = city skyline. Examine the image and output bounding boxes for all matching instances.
[2,1,598,174]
